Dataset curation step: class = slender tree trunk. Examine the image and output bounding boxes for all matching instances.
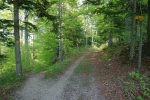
[138,21,143,70]
[91,18,94,47]
[32,34,36,60]
[58,0,63,61]
[20,28,23,45]
[24,10,31,66]
[24,10,29,45]
[108,33,112,47]
[130,0,137,63]
[84,15,88,48]
[14,0,22,75]
[91,33,94,47]
[84,4,89,48]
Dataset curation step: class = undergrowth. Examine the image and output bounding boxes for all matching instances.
[0,46,88,99]
[99,44,150,99]
[0,46,32,99]
[45,47,88,77]
[32,47,88,73]
[45,59,70,78]
[123,70,150,100]
[100,44,129,62]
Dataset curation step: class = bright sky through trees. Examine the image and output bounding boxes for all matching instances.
[78,0,84,5]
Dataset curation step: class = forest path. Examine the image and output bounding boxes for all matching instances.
[14,52,105,100]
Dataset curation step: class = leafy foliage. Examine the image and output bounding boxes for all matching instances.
[123,70,150,99]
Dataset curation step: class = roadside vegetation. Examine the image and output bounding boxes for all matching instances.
[0,0,150,99]
[100,44,150,99]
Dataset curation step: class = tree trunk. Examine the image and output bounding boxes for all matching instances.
[138,21,143,70]
[91,34,94,47]
[24,10,31,66]
[91,18,94,47]
[108,33,112,47]
[130,0,137,63]
[24,10,29,45]
[14,0,22,75]
[58,1,63,61]
[84,15,88,48]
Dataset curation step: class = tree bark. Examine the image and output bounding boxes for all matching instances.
[24,10,29,45]
[138,21,143,70]
[58,0,63,61]
[84,15,88,48]
[24,10,31,66]
[108,33,112,47]
[14,0,22,75]
[91,18,94,47]
[130,0,137,63]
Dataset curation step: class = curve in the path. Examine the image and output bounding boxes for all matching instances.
[14,54,86,100]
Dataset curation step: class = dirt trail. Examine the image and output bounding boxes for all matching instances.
[14,52,104,100]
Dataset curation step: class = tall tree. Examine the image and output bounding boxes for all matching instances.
[130,0,137,63]
[24,10,29,45]
[84,15,88,47]
[14,0,22,75]
[58,0,63,61]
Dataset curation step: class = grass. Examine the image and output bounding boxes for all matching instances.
[32,47,89,74]
[45,47,89,77]
[75,59,93,75]
[65,47,87,58]
[0,48,24,86]
[100,53,110,61]
[0,47,30,99]
[45,59,70,78]
[0,71,25,86]
[0,69,25,100]
[0,74,24,100]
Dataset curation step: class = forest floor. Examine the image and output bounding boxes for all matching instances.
[12,51,129,100]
